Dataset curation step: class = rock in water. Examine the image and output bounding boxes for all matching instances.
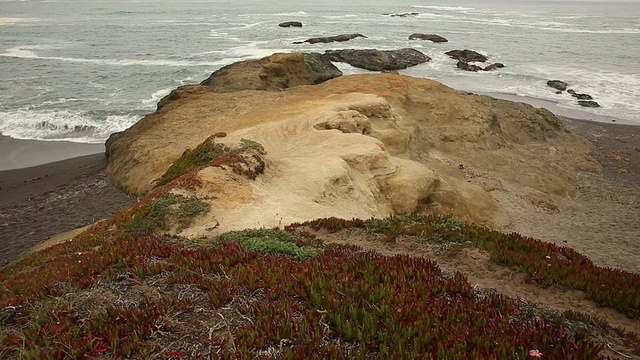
[445,49,488,63]
[578,100,600,108]
[200,53,342,92]
[456,61,482,72]
[108,64,598,236]
[324,48,430,71]
[279,21,302,27]
[408,33,448,42]
[547,80,568,91]
[300,33,366,44]
[483,63,505,71]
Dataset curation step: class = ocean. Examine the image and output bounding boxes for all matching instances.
[1,0,639,143]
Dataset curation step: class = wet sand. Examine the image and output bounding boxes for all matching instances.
[0,137,137,268]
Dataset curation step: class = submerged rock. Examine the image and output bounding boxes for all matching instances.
[386,12,419,17]
[324,48,430,71]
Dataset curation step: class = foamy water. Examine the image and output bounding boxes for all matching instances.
[0,0,638,143]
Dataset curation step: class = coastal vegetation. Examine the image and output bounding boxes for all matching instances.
[1,209,639,358]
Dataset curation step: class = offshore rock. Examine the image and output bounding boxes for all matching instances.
[298,33,366,44]
[107,69,598,236]
[456,61,482,72]
[578,100,600,108]
[445,49,488,63]
[547,80,568,91]
[279,21,302,27]
[483,63,505,71]
[200,52,342,92]
[408,33,448,43]
[324,48,430,71]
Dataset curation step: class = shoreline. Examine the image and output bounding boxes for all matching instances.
[0,151,137,268]
[0,135,104,171]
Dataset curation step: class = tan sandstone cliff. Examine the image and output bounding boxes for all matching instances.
[106,58,599,238]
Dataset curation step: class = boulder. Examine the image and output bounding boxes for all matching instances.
[107,67,598,233]
[547,80,568,91]
[200,52,342,92]
[299,33,366,44]
[445,49,488,63]
[483,63,505,71]
[578,100,600,108]
[456,61,482,72]
[408,33,448,43]
[279,21,303,28]
[324,48,430,71]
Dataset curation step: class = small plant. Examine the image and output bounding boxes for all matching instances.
[431,214,465,231]
[218,229,323,260]
[240,138,266,155]
[123,195,210,234]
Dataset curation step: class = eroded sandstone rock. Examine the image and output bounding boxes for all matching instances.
[107,69,598,235]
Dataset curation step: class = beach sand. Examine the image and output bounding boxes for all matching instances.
[0,117,638,272]
[0,136,137,268]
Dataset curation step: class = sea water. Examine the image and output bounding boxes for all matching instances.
[1,0,639,143]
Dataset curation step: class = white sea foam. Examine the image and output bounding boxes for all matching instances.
[141,88,173,107]
[0,17,40,25]
[0,46,230,67]
[410,5,477,12]
[0,109,140,143]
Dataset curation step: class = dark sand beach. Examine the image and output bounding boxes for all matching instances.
[0,136,137,268]
[0,116,638,270]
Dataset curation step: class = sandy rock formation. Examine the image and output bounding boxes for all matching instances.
[107,68,598,237]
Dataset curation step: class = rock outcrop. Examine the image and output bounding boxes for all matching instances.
[279,21,302,28]
[324,48,430,71]
[297,33,366,44]
[200,52,342,92]
[445,49,488,63]
[409,34,448,43]
[107,59,598,237]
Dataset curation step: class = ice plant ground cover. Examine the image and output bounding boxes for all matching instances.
[0,216,639,358]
